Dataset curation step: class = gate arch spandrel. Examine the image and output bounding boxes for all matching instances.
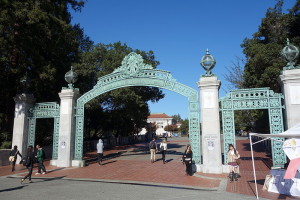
[74,52,201,163]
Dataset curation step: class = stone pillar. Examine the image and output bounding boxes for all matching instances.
[12,93,36,163]
[53,88,80,167]
[197,76,223,174]
[280,69,300,129]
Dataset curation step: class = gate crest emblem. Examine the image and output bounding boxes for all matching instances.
[113,52,153,76]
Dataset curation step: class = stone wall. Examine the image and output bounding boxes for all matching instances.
[0,149,11,166]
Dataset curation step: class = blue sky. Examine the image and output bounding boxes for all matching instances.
[70,0,296,119]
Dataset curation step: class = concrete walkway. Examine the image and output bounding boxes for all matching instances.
[0,137,299,200]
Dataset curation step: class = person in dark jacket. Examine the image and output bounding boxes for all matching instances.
[149,138,158,163]
[9,145,22,172]
[21,145,34,184]
[35,144,46,174]
[182,144,193,176]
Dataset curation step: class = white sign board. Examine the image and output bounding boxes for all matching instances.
[204,135,218,151]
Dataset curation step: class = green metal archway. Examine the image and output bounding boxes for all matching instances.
[27,102,60,159]
[220,88,286,168]
[74,52,201,163]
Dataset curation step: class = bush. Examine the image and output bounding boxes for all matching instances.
[0,141,11,149]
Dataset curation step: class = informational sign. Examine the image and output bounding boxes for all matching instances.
[61,141,66,149]
[204,135,218,151]
[268,169,300,197]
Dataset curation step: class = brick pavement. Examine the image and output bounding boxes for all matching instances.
[1,137,299,199]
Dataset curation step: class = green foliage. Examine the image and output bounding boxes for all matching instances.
[241,0,300,92]
[0,131,11,149]
[0,141,11,149]
[225,1,300,133]
[172,114,182,122]
[73,42,164,138]
[179,119,189,135]
[0,0,89,142]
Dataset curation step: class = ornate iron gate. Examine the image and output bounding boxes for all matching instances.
[74,52,201,163]
[27,102,60,159]
[220,88,286,168]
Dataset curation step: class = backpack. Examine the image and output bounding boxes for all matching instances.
[22,155,29,166]
[150,141,156,149]
[22,154,32,167]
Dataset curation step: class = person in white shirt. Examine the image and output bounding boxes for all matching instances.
[160,139,168,164]
[97,139,104,166]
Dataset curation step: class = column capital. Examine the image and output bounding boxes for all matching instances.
[197,76,221,89]
[280,69,300,84]
[59,88,80,100]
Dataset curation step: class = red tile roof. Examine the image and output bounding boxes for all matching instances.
[148,113,172,119]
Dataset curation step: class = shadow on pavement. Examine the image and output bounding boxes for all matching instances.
[0,185,28,193]
[85,151,124,165]
[46,167,66,174]
[66,178,217,191]
[27,176,67,183]
[165,158,174,163]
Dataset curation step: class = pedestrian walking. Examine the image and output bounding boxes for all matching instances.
[227,144,240,182]
[97,139,104,166]
[160,139,168,164]
[182,144,193,176]
[35,144,46,175]
[149,138,158,163]
[9,145,22,172]
[21,145,34,184]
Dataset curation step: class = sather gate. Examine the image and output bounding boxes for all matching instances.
[74,52,202,164]
[220,88,286,168]
[27,102,60,159]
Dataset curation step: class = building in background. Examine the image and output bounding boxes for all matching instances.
[139,113,176,137]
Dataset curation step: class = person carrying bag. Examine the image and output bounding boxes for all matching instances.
[182,144,193,176]
[9,145,22,172]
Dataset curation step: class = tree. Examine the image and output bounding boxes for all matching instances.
[172,114,182,123]
[146,122,157,134]
[228,0,300,134]
[73,42,164,138]
[179,119,189,135]
[164,124,178,133]
[0,0,89,147]
[241,0,300,92]
[223,57,245,90]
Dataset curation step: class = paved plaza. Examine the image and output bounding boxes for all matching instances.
[0,137,299,200]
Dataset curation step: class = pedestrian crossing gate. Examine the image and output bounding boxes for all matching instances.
[74,52,202,164]
[27,102,60,159]
[220,88,286,168]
